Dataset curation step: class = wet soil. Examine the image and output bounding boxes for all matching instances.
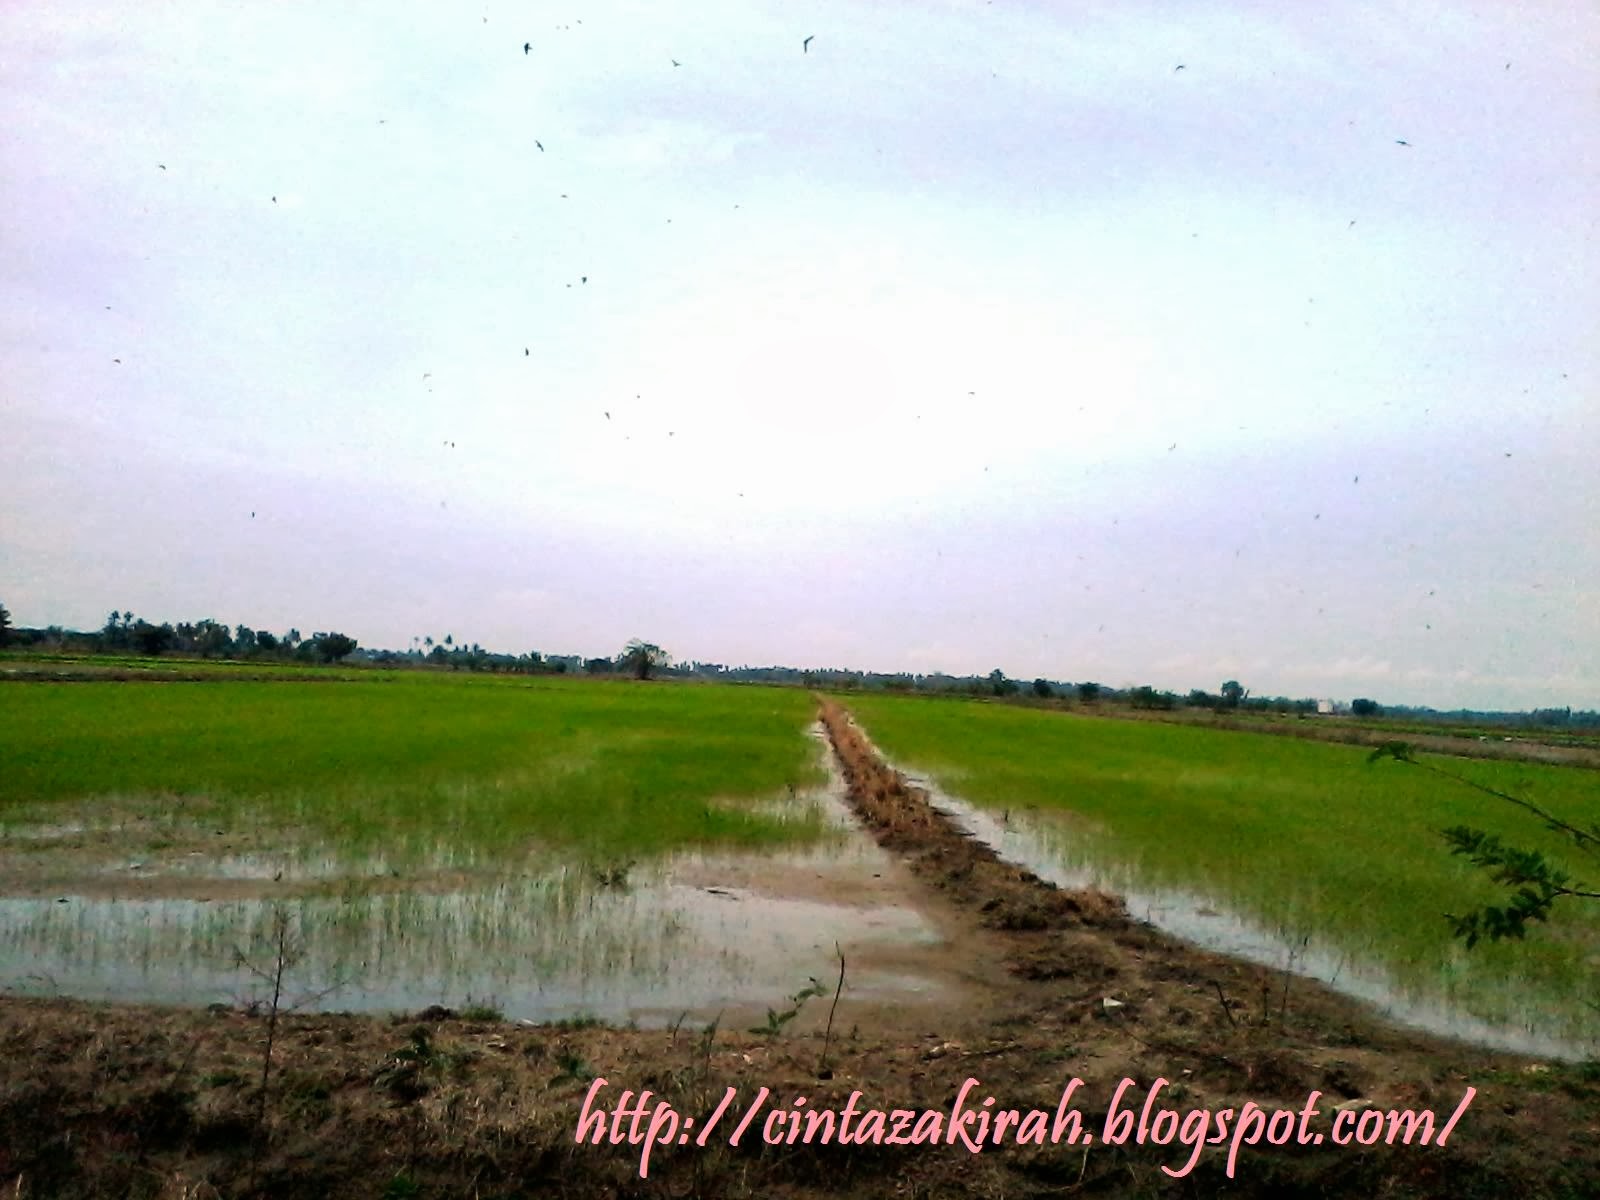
[1,699,1597,1198]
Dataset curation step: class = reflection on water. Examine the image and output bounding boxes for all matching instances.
[0,725,945,1024]
[0,857,938,1022]
[897,767,1598,1061]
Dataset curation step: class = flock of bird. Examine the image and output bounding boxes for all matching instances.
[114,18,1539,614]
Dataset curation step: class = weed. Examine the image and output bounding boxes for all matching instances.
[549,1047,592,1089]
[458,999,503,1023]
[749,977,826,1037]
[549,1013,605,1032]
[592,860,635,889]
[372,1024,476,1101]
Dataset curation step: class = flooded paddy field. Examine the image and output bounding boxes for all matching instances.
[0,677,973,1028]
[844,693,1600,1058]
[5,682,1600,1198]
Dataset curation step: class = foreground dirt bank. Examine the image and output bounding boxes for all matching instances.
[1,701,1595,1198]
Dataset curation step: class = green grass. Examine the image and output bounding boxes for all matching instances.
[844,692,1600,1043]
[0,674,827,861]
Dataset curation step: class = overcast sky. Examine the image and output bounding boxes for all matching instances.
[3,1,1596,710]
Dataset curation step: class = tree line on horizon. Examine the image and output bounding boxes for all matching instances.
[0,600,1593,728]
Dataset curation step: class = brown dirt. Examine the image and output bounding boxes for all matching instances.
[1,698,1597,1198]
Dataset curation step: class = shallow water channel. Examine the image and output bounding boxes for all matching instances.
[0,728,957,1026]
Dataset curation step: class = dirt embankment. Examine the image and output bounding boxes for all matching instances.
[1,701,1596,1199]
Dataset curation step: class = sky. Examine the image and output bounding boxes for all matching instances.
[2,0,1596,711]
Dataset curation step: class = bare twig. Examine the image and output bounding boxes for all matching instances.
[233,904,302,1184]
[1210,980,1237,1030]
[819,943,846,1076]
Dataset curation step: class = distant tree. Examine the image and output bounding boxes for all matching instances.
[1130,685,1177,711]
[193,619,231,658]
[1187,689,1217,709]
[0,600,11,648]
[1076,681,1101,704]
[622,639,670,680]
[988,669,1018,697]
[318,633,358,663]
[1531,707,1572,728]
[255,630,278,652]
[1031,678,1053,698]
[234,624,256,655]
[584,656,613,674]
[132,620,175,656]
[1351,697,1381,718]
[1220,680,1246,709]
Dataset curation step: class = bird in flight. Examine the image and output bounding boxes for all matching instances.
[604,411,610,420]
[271,196,276,203]
[157,164,166,170]
[525,348,529,356]
[524,42,530,54]
[1174,64,1186,71]
[803,35,813,52]
[1395,139,1411,146]
[671,59,681,67]
[535,140,544,151]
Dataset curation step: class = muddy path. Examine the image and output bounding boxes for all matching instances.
[0,699,1596,1198]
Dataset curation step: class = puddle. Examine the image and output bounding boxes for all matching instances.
[0,725,957,1026]
[887,761,1599,1061]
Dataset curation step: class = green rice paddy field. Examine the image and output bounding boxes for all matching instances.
[845,692,1600,1047]
[0,672,827,863]
[2,668,1597,1049]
